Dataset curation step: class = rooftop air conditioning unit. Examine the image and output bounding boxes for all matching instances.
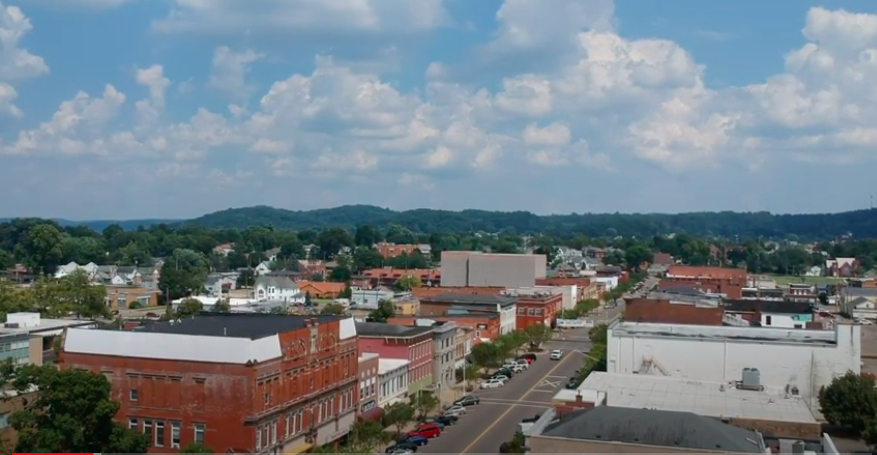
[737,367,764,391]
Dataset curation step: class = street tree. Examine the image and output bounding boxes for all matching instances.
[523,323,553,349]
[819,371,877,434]
[213,299,231,313]
[469,342,501,374]
[395,274,422,291]
[410,391,440,420]
[349,419,391,452]
[368,299,396,322]
[462,363,480,391]
[8,364,149,453]
[382,401,415,439]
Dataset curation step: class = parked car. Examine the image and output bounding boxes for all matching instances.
[455,395,481,406]
[521,413,542,424]
[490,374,510,382]
[414,423,442,438]
[390,449,414,455]
[431,415,456,426]
[386,443,417,453]
[550,349,564,360]
[481,378,505,389]
[421,419,445,429]
[443,406,466,418]
[565,377,581,389]
[496,368,515,377]
[519,353,537,363]
[515,359,530,369]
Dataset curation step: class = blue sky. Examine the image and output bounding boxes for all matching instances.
[2,0,877,220]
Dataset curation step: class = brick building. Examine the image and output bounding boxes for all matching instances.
[388,314,501,343]
[419,294,518,335]
[360,268,441,287]
[105,285,161,310]
[374,243,419,258]
[60,314,359,454]
[355,323,434,395]
[503,290,563,329]
[357,353,381,422]
[411,286,505,299]
[624,298,723,325]
[535,278,600,302]
[663,265,747,299]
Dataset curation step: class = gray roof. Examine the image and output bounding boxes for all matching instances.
[355,322,434,338]
[541,407,764,453]
[255,275,298,289]
[844,287,877,297]
[117,314,344,339]
[420,294,517,306]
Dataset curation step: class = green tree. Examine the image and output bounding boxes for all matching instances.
[316,227,354,258]
[177,298,204,317]
[395,274,422,291]
[354,224,380,247]
[462,363,480,391]
[213,299,231,313]
[9,365,149,453]
[304,291,313,307]
[330,265,352,282]
[382,401,415,439]
[159,248,209,301]
[320,302,347,315]
[181,442,215,453]
[352,246,384,272]
[819,371,877,434]
[19,224,64,275]
[589,323,608,345]
[410,391,440,420]
[61,269,109,318]
[469,342,501,374]
[499,430,526,453]
[348,419,391,452]
[523,323,553,349]
[368,299,396,322]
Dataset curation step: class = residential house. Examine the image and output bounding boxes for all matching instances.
[356,323,434,395]
[212,243,235,256]
[254,275,305,303]
[54,261,99,279]
[298,281,346,299]
[265,247,282,262]
[418,294,518,335]
[297,260,328,279]
[204,272,239,297]
[840,287,877,319]
[786,283,818,302]
[581,247,605,260]
[254,261,273,276]
[105,286,161,310]
[826,258,858,277]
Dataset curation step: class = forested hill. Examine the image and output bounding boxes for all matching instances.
[181,205,877,239]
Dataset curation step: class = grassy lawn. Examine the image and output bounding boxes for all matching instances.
[768,275,845,285]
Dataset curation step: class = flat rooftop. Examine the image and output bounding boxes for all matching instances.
[378,358,410,374]
[563,372,817,424]
[610,320,839,345]
[0,317,95,337]
[355,322,434,338]
[116,313,345,340]
[420,293,518,306]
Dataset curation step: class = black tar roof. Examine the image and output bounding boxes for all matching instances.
[355,322,434,338]
[724,299,813,314]
[420,293,518,306]
[112,313,345,340]
[542,407,763,453]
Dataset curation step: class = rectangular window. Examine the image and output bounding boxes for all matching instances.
[128,418,138,431]
[528,307,536,316]
[194,423,205,444]
[256,425,262,450]
[171,421,181,448]
[155,421,165,447]
[271,420,277,444]
[144,420,153,444]
[130,389,139,401]
[264,392,270,406]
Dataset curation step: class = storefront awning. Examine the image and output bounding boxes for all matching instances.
[358,406,383,422]
[285,442,313,454]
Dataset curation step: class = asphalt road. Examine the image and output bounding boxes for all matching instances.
[418,328,593,455]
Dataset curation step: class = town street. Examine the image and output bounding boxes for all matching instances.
[418,328,593,455]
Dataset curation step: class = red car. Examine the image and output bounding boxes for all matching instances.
[410,423,442,439]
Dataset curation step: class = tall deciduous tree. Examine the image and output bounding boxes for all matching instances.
[410,391,439,420]
[469,342,501,374]
[8,365,149,453]
[381,402,414,439]
[20,224,64,275]
[819,371,877,434]
[523,324,553,349]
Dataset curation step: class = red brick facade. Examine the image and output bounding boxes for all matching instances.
[662,265,747,299]
[60,319,359,454]
[624,298,723,325]
[515,293,563,329]
[357,354,380,421]
[387,315,500,342]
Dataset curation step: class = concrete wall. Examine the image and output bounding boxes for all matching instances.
[759,313,813,328]
[606,324,861,408]
[440,252,546,288]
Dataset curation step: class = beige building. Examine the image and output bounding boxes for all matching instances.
[0,312,97,366]
[440,251,546,288]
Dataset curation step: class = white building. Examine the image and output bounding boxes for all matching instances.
[54,261,99,279]
[378,358,410,407]
[594,276,618,291]
[254,276,305,304]
[606,321,861,409]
